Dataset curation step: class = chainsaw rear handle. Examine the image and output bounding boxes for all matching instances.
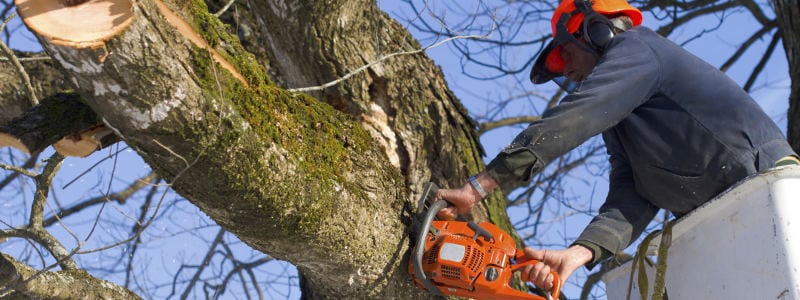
[511,250,563,300]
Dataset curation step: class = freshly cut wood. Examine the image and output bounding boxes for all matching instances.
[53,125,112,157]
[0,132,29,154]
[14,0,134,49]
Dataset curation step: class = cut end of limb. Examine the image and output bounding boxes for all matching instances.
[14,0,135,49]
[0,132,31,154]
[53,125,112,157]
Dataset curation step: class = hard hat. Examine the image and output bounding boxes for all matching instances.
[530,0,643,85]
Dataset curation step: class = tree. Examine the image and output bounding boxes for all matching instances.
[771,0,800,151]
[0,0,797,299]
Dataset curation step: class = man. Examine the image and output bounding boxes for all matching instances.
[436,0,798,291]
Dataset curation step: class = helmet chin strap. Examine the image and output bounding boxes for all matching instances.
[573,38,601,61]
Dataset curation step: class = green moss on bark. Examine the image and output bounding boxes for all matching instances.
[168,2,403,258]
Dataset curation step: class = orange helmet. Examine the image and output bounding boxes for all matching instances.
[531,0,643,84]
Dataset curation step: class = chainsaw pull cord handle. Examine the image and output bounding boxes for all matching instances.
[510,249,563,300]
[412,183,448,296]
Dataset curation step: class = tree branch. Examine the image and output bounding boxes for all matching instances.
[743,29,781,92]
[0,12,37,106]
[479,116,540,134]
[719,22,776,72]
[43,172,159,227]
[0,253,141,299]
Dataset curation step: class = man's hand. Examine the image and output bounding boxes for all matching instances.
[519,245,594,290]
[435,172,498,219]
[434,184,480,220]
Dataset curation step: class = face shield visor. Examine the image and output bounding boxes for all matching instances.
[530,4,603,93]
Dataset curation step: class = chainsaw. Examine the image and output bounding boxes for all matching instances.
[408,182,562,300]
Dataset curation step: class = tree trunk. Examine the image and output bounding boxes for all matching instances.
[772,0,800,151]
[9,0,516,297]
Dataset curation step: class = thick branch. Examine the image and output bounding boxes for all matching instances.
[28,0,408,297]
[771,0,800,152]
[0,253,140,299]
[0,92,106,155]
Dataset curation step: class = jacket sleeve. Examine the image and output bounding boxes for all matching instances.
[485,30,661,190]
[573,131,659,268]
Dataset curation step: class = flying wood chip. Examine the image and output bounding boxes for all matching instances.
[14,0,134,49]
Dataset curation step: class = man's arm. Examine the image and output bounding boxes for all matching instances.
[573,131,659,267]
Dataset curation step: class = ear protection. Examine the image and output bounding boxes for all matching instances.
[573,0,617,50]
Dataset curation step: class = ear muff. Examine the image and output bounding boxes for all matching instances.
[586,19,615,48]
[574,0,616,50]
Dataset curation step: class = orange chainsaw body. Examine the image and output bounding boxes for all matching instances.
[408,219,561,300]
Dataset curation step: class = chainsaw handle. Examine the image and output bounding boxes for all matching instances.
[412,183,448,296]
[510,250,563,300]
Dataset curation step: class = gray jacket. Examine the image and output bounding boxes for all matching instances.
[485,26,795,265]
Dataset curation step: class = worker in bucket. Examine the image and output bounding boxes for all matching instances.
[436,0,799,291]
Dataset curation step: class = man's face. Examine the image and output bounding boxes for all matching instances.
[560,40,598,82]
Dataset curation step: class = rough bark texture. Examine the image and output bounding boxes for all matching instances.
[210,0,517,236]
[0,253,141,299]
[5,0,518,297]
[772,0,800,151]
[0,53,68,126]
[224,0,495,209]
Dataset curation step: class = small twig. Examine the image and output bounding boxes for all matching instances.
[0,12,38,106]
[0,162,37,178]
[180,229,226,300]
[287,33,492,93]
[152,139,189,168]
[0,56,51,62]
[124,181,158,288]
[62,146,129,189]
[213,0,236,17]
[478,116,541,134]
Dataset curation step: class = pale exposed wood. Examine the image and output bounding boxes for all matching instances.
[53,125,112,157]
[0,132,29,154]
[14,0,134,49]
[154,0,248,87]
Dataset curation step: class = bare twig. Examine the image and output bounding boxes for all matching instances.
[214,0,236,17]
[124,181,159,288]
[0,56,50,62]
[0,162,36,178]
[479,116,541,134]
[0,12,38,106]
[44,172,159,227]
[180,229,226,300]
[287,33,493,93]
[0,153,40,191]
[743,29,781,92]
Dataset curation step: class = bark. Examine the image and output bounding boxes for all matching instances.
[0,53,68,126]
[5,0,518,297]
[212,0,517,238]
[0,253,140,299]
[0,93,101,154]
[772,0,800,151]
